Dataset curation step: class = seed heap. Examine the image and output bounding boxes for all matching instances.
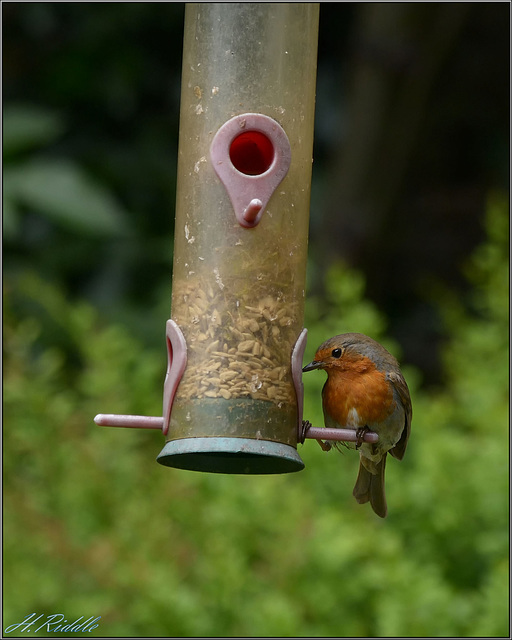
[172,277,299,406]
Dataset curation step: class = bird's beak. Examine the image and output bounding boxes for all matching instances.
[302,360,323,372]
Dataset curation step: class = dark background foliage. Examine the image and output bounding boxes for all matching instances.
[4,2,509,381]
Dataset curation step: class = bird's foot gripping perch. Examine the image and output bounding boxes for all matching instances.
[301,419,332,451]
[355,426,370,449]
[300,419,378,451]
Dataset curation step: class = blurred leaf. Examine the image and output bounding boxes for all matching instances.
[3,104,65,156]
[2,194,509,637]
[2,181,21,240]
[5,160,131,237]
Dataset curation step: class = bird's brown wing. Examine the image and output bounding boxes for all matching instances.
[387,370,412,461]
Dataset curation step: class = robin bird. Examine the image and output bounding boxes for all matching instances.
[302,333,412,518]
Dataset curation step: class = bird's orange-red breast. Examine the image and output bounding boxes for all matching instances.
[303,333,412,517]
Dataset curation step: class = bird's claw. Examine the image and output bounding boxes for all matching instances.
[301,420,331,451]
[316,439,332,452]
[355,426,370,449]
[300,419,312,444]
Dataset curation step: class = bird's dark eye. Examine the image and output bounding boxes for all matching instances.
[331,348,342,358]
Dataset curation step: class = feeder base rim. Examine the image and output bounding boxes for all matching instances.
[156,436,304,475]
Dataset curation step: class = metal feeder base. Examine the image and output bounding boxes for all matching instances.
[157,437,304,474]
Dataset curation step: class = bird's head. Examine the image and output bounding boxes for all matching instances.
[302,333,396,374]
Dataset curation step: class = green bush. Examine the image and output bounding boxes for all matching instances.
[3,196,508,637]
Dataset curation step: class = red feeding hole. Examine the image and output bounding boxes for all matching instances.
[229,131,274,175]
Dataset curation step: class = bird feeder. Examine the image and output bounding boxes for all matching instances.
[95,4,377,473]
[158,2,320,474]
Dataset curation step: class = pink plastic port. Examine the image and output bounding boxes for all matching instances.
[210,113,291,228]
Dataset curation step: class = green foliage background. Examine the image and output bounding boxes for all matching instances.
[3,197,509,637]
[3,3,509,638]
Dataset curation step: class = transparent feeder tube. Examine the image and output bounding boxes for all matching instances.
[165,3,319,466]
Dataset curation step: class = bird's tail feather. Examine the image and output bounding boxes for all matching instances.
[353,454,387,518]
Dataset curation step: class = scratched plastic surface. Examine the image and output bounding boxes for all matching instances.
[168,3,319,446]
